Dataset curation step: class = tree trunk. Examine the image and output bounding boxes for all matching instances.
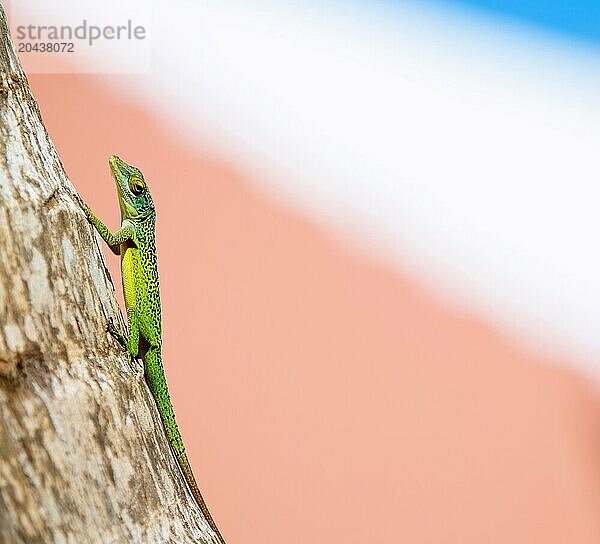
[0,5,220,543]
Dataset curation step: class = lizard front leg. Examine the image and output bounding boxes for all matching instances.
[77,197,140,368]
[77,198,136,254]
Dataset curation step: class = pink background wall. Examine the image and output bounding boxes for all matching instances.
[29,72,600,543]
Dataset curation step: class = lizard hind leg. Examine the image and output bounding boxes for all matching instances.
[107,317,127,348]
[107,309,142,371]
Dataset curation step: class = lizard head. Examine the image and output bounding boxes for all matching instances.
[109,155,155,221]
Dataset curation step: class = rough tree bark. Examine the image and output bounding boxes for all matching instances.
[0,5,221,543]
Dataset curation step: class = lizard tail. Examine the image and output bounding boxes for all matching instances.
[177,451,227,544]
[144,347,226,543]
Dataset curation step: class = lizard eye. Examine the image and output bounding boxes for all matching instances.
[129,176,146,195]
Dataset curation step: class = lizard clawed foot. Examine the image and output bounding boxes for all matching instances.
[106,318,127,348]
[106,319,143,374]
[72,192,91,219]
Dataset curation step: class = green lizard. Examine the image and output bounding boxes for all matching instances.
[77,155,226,544]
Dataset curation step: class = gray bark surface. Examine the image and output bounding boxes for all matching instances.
[0,5,219,543]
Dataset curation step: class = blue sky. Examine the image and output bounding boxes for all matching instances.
[429,0,600,45]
